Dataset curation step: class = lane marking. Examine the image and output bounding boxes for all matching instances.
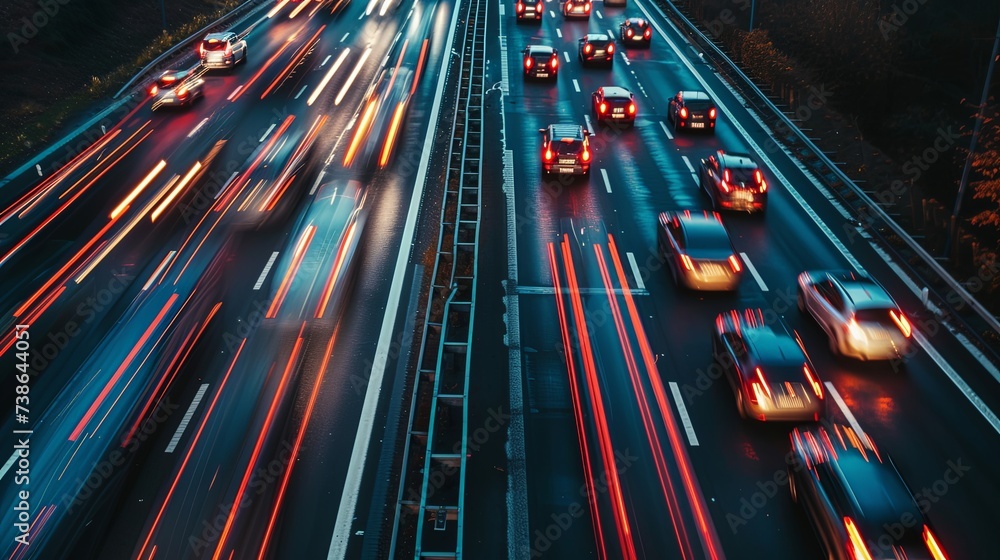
[340,33,350,43]
[572,78,581,92]
[607,28,614,37]
[188,117,210,138]
[621,52,630,66]
[626,251,645,290]
[596,11,603,19]
[825,382,865,439]
[690,173,698,186]
[499,4,505,15]
[516,285,649,296]
[915,331,1000,436]
[659,120,673,140]
[310,170,326,196]
[165,383,210,453]
[321,54,332,66]
[739,252,767,291]
[227,85,244,101]
[563,51,570,63]
[680,155,695,173]
[295,85,308,99]
[143,250,176,291]
[254,251,281,290]
[601,168,611,193]
[0,451,17,481]
[584,114,594,135]
[550,10,556,17]
[669,382,700,446]
[335,47,372,105]
[556,28,562,38]
[259,123,277,143]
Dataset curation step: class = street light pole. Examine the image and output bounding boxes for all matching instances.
[160,0,167,31]
[749,0,756,32]
[945,14,1000,259]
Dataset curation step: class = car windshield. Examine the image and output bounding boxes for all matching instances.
[202,40,228,51]
[685,225,730,252]
[855,308,899,328]
[686,100,713,111]
[552,139,583,154]
[156,76,182,89]
[727,167,757,185]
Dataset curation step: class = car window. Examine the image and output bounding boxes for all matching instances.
[671,222,686,250]
[685,100,713,111]
[723,333,747,361]
[820,281,845,311]
[202,40,228,51]
[552,139,583,154]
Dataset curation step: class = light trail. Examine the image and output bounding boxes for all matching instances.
[335,47,372,105]
[308,48,350,106]
[110,160,166,219]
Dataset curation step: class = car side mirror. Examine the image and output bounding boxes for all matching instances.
[538,128,545,134]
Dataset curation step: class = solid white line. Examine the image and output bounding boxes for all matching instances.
[739,252,767,291]
[669,382,699,446]
[188,117,209,138]
[227,85,244,101]
[215,172,239,200]
[327,0,463,554]
[659,120,673,140]
[556,28,562,38]
[259,123,277,143]
[600,168,611,193]
[295,85,308,99]
[572,78,581,92]
[825,382,866,439]
[915,331,1000,436]
[0,451,17,481]
[563,51,570,63]
[165,384,209,453]
[254,251,280,290]
[310,170,326,195]
[681,155,695,173]
[626,252,645,290]
[584,114,594,135]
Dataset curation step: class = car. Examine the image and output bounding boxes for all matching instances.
[539,124,591,176]
[667,90,717,132]
[619,18,652,47]
[149,69,205,111]
[514,0,544,22]
[562,0,592,18]
[700,150,768,212]
[604,0,626,6]
[797,270,913,360]
[713,309,825,421]
[578,34,615,67]
[592,86,636,125]
[789,424,952,560]
[200,32,247,69]
[522,45,559,80]
[656,210,742,291]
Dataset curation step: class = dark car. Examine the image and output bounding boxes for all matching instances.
[540,124,591,176]
[514,0,544,21]
[789,424,952,560]
[657,211,742,291]
[619,18,651,47]
[713,309,824,421]
[578,34,615,67]
[797,270,912,360]
[522,45,559,80]
[150,69,205,111]
[562,0,591,18]
[700,150,768,212]
[592,86,636,125]
[667,90,717,132]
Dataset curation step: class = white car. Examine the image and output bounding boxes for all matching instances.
[200,32,247,69]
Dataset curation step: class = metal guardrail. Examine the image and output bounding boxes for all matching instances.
[389,0,488,556]
[654,0,1000,358]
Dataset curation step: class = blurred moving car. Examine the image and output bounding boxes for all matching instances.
[522,45,559,80]
[149,69,205,111]
[700,150,768,212]
[578,33,615,67]
[515,0,544,22]
[797,270,912,360]
[539,124,591,176]
[619,18,652,47]
[592,86,636,125]
[667,90,717,132]
[657,210,742,291]
[789,424,951,560]
[562,0,592,18]
[713,309,824,421]
[200,32,247,69]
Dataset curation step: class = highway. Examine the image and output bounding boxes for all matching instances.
[0,0,997,558]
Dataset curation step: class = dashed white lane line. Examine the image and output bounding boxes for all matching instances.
[340,32,349,43]
[321,54,332,66]
[295,85,308,99]
[596,11,603,19]
[165,384,210,453]
[626,252,646,290]
[690,173,699,186]
[254,251,280,290]
[739,252,768,292]
[621,52,630,65]
[607,28,614,37]
[572,78,581,92]
[563,51,570,63]
[584,114,595,135]
[188,117,209,138]
[556,28,562,38]
[681,155,695,173]
[826,382,866,439]
[669,382,700,446]
[660,120,673,140]
[499,4,505,15]
[227,85,244,101]
[259,123,277,143]
[550,10,556,17]
[309,170,326,195]
[601,168,611,193]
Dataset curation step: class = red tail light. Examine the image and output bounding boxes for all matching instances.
[544,148,553,161]
[845,518,874,560]
[525,57,533,69]
[728,254,742,273]
[177,86,188,97]
[626,28,634,38]
[584,2,591,12]
[754,170,762,184]
[628,102,636,115]
[516,2,524,11]
[923,526,949,560]
[149,85,158,96]
[644,28,652,38]
[599,102,607,114]
[224,44,232,57]
[709,107,717,119]
[754,367,772,398]
[607,43,615,54]
[721,181,730,193]
[551,55,558,68]
[680,254,694,271]
[581,149,591,162]
[760,179,768,192]
[890,310,912,337]
[536,2,542,11]
[584,44,592,54]
[199,44,205,58]
[679,107,688,119]
[803,365,823,399]
[723,169,731,183]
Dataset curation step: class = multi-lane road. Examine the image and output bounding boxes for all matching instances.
[0,0,998,558]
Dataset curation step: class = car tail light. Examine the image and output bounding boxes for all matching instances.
[679,107,688,119]
[723,169,731,183]
[584,2,591,12]
[544,148,553,161]
[644,28,652,38]
[599,102,607,114]
[536,2,542,11]
[754,170,762,184]
[923,526,949,560]
[721,180,730,193]
[550,55,558,68]
[680,254,694,271]
[177,86,188,97]
[581,149,590,162]
[607,43,614,54]
[199,44,205,57]
[516,1,524,11]
[709,107,717,119]
[728,254,742,273]
[584,44,592,54]
[803,365,823,399]
[760,179,767,192]
[626,28,633,38]
[149,85,158,96]
[890,310,912,337]
[845,518,874,560]
[628,102,636,115]
[847,317,865,340]
[525,57,533,69]
[224,44,232,57]
[754,367,772,398]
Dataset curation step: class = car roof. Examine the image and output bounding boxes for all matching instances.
[584,33,611,41]
[717,151,757,169]
[624,18,648,25]
[600,86,632,99]
[526,45,556,55]
[203,32,231,41]
[744,328,805,367]
[837,276,895,309]
[677,214,730,243]
[678,91,712,102]
[547,124,585,139]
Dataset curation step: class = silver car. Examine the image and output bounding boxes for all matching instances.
[149,69,205,110]
[797,270,913,360]
[200,32,247,69]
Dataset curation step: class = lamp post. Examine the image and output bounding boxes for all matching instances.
[749,0,756,31]
[945,14,1000,259]
[160,0,167,31]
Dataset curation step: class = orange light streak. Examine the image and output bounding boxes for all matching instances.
[379,102,406,167]
[152,161,202,221]
[411,39,429,95]
[343,98,379,167]
[315,223,356,318]
[260,26,325,99]
[266,225,316,318]
[110,160,166,219]
[231,40,295,102]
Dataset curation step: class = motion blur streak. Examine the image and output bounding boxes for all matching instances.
[10,504,55,560]
[548,243,609,560]
[411,39,429,95]
[143,251,177,290]
[594,244,696,560]
[308,48,351,106]
[58,124,153,202]
[315,222,356,318]
[379,0,393,17]
[136,339,247,560]
[343,98,379,167]
[288,0,311,18]
[267,224,317,318]
[261,25,326,99]
[379,102,406,167]
[335,47,372,106]
[606,234,724,560]
[560,236,638,560]
[152,139,225,221]
[261,115,327,211]
[257,325,341,559]
[68,293,180,441]
[110,159,167,220]
[212,323,306,560]
[231,39,295,103]
[266,0,289,18]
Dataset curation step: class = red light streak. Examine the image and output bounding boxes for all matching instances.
[260,25,325,99]
[343,98,379,167]
[231,41,295,103]
[411,39,429,96]
[379,102,406,167]
[267,225,316,318]
[315,223,356,318]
